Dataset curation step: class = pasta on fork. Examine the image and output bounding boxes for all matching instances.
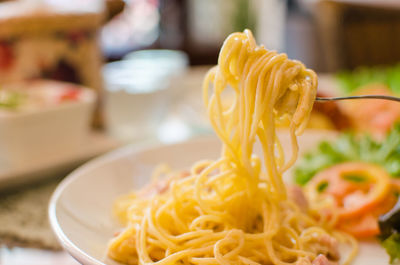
[108,30,356,265]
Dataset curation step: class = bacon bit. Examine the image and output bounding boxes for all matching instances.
[287,185,308,211]
[295,255,335,265]
[317,235,340,261]
[312,254,335,265]
[305,234,340,262]
[155,171,190,194]
[138,171,191,197]
[296,257,313,265]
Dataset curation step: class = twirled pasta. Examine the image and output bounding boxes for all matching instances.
[107,30,357,265]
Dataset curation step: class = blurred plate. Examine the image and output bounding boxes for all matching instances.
[0,132,120,190]
[49,130,389,265]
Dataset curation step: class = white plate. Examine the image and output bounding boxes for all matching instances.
[0,132,120,190]
[49,131,390,265]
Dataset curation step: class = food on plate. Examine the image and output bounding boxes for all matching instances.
[0,80,87,112]
[340,84,400,137]
[309,92,351,131]
[277,91,351,131]
[335,64,400,136]
[295,124,400,186]
[0,79,95,169]
[108,30,356,265]
[0,0,104,92]
[304,162,396,238]
[0,90,22,109]
[295,125,400,262]
[336,63,400,95]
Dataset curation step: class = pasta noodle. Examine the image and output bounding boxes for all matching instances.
[108,30,357,265]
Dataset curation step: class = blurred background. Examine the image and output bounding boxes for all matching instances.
[1,0,400,264]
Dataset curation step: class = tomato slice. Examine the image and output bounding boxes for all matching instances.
[305,162,393,237]
[342,85,400,137]
[59,89,81,102]
[339,193,397,238]
[339,213,380,238]
[306,162,391,219]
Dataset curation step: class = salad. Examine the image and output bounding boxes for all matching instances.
[295,124,400,185]
[0,90,23,109]
[336,63,400,95]
[0,81,84,112]
[311,64,400,136]
[295,125,400,263]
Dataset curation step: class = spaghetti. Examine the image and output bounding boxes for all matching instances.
[108,30,357,265]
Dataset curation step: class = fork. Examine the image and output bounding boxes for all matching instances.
[315,95,400,102]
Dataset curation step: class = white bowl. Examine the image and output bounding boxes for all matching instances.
[49,131,389,265]
[0,80,96,171]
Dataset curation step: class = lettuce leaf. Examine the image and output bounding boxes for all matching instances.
[336,64,400,95]
[381,233,400,264]
[0,91,23,109]
[294,124,400,185]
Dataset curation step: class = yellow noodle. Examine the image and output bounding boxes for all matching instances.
[107,30,357,265]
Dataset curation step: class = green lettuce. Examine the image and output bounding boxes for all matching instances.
[0,91,23,110]
[381,233,400,264]
[294,124,400,185]
[336,63,400,94]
